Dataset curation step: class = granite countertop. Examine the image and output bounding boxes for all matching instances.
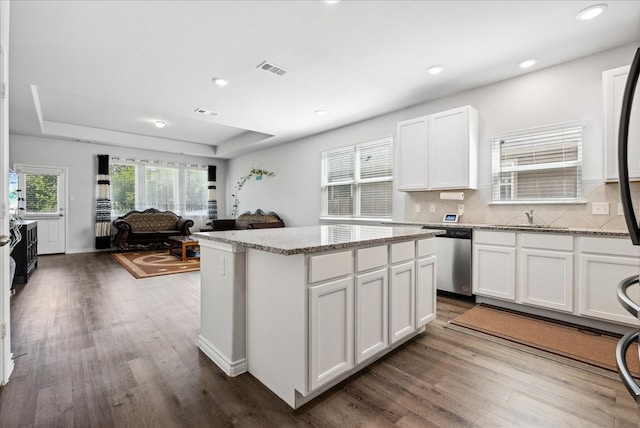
[194,224,445,255]
[390,221,630,237]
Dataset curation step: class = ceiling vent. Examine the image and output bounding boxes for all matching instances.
[257,61,288,76]
[194,108,218,116]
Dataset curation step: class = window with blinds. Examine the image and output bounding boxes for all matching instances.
[321,137,393,218]
[491,125,583,202]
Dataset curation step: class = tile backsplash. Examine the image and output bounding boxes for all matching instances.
[404,179,640,231]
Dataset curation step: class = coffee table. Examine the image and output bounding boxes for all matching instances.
[168,236,200,261]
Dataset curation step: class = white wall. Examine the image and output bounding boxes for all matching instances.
[9,134,226,253]
[228,42,640,227]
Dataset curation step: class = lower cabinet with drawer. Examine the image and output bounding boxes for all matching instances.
[248,237,438,408]
[579,236,640,326]
[310,239,437,392]
[520,233,574,313]
[472,230,517,300]
[472,230,639,330]
[309,276,354,390]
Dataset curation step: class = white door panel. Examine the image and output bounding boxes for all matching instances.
[14,164,67,254]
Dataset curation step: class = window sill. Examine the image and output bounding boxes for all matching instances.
[489,200,588,205]
[320,217,392,226]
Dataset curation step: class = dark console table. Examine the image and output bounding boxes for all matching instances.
[11,220,38,286]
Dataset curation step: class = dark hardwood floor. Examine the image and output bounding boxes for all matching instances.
[0,252,637,427]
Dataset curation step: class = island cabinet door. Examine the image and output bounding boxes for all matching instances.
[355,268,389,364]
[309,277,354,390]
[416,255,437,327]
[389,261,416,344]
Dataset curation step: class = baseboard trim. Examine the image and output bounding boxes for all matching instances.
[198,335,247,377]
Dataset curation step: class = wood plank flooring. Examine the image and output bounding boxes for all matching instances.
[0,252,638,427]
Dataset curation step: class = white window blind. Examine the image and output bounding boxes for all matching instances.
[321,137,393,218]
[492,125,583,202]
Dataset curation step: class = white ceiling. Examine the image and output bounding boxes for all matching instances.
[8,0,640,159]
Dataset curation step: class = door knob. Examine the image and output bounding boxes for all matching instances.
[0,235,10,247]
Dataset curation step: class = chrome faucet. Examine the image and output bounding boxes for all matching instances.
[525,209,534,225]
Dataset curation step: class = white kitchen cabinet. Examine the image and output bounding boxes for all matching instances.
[603,65,640,181]
[579,237,640,326]
[415,255,437,327]
[472,231,516,301]
[309,277,354,390]
[389,261,416,343]
[519,234,574,313]
[428,106,478,189]
[355,268,388,363]
[397,105,479,191]
[397,116,429,190]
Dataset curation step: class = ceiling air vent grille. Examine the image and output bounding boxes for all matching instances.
[257,61,288,76]
[194,108,218,116]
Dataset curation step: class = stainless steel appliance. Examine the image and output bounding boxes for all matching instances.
[425,226,472,296]
[616,46,640,408]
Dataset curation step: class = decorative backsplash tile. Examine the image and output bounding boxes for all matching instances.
[404,179,640,231]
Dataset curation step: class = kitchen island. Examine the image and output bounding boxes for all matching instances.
[194,224,444,408]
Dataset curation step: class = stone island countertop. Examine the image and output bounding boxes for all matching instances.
[194,224,445,255]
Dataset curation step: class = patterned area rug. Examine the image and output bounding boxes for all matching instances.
[450,304,640,375]
[112,250,200,279]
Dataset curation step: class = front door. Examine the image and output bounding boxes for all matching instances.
[14,164,67,255]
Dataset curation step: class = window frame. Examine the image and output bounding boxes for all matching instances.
[321,136,393,220]
[109,158,208,217]
[491,122,585,204]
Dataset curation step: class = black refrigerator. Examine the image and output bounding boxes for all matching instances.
[616,46,640,408]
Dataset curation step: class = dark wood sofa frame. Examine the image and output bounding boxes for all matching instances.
[112,208,194,251]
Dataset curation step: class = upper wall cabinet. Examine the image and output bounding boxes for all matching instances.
[603,65,640,182]
[396,105,479,191]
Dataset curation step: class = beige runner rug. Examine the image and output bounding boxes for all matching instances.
[450,304,640,374]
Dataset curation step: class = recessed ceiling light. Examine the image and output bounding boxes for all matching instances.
[154,120,166,128]
[315,109,327,115]
[426,65,444,75]
[576,3,608,21]
[519,58,537,69]
[325,0,341,4]
[212,77,230,87]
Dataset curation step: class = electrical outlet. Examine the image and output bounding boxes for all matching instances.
[592,202,610,215]
[429,204,436,213]
[415,204,421,213]
[458,204,464,215]
[619,203,625,216]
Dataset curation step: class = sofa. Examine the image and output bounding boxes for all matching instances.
[112,208,194,250]
[205,209,285,231]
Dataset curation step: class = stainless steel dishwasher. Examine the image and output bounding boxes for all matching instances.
[424,226,472,296]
